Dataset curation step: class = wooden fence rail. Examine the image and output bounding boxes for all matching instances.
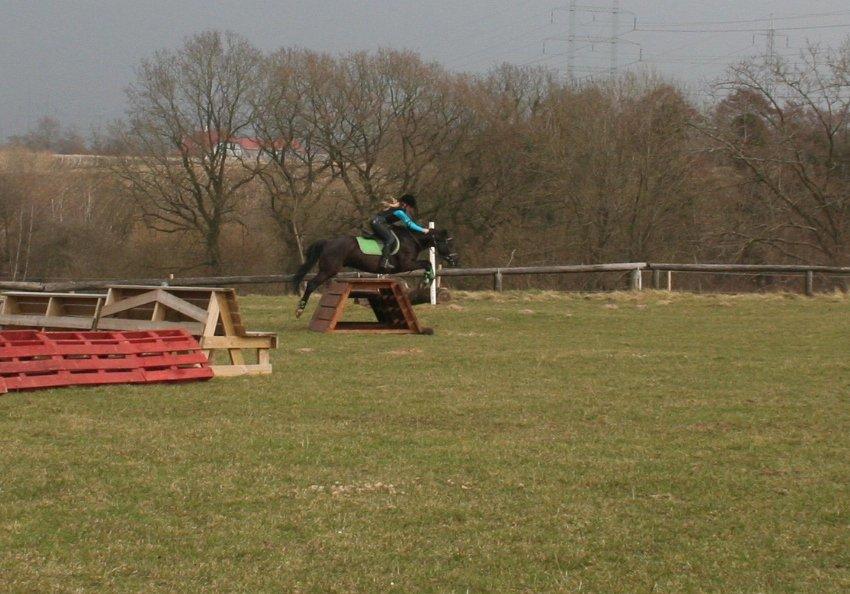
[3,262,850,295]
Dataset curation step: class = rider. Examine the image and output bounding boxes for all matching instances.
[370,194,429,271]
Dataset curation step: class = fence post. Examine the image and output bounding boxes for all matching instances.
[494,269,503,291]
[630,268,642,291]
[428,222,437,305]
[805,270,814,296]
[666,271,672,291]
[652,270,661,289]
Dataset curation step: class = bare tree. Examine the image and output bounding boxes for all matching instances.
[251,49,336,263]
[430,64,553,253]
[700,43,850,265]
[115,30,262,273]
[303,50,396,223]
[300,50,468,228]
[516,73,704,278]
[379,51,469,198]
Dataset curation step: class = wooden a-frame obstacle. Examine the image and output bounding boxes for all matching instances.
[101,286,276,376]
[308,278,432,334]
[0,285,276,377]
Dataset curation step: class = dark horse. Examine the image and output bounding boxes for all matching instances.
[292,227,459,317]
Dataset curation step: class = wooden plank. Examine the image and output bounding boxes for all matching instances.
[222,290,247,335]
[647,263,850,274]
[313,306,339,321]
[16,302,52,315]
[0,335,203,358]
[0,352,208,374]
[309,319,332,332]
[0,295,16,315]
[154,290,211,323]
[151,301,167,322]
[200,335,276,349]
[45,296,62,318]
[104,287,121,308]
[1,291,105,298]
[331,325,416,334]
[258,349,270,366]
[200,292,220,358]
[0,281,46,291]
[210,363,273,377]
[326,283,351,331]
[99,289,160,317]
[245,331,278,349]
[202,292,220,337]
[318,291,344,305]
[62,303,101,316]
[436,263,648,276]
[0,314,96,330]
[106,284,228,292]
[391,284,422,333]
[95,317,204,335]
[213,292,245,366]
[91,297,104,331]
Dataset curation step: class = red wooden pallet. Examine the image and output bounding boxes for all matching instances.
[0,329,213,393]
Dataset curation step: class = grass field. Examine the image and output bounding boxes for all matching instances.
[1,290,849,592]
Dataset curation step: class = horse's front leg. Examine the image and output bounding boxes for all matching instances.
[415,259,435,287]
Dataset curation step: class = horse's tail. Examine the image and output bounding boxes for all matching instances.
[292,240,325,292]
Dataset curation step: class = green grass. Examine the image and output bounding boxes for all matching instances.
[1,290,849,592]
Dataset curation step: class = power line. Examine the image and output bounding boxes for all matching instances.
[458,37,555,70]
[442,22,553,67]
[635,22,850,34]
[637,9,850,27]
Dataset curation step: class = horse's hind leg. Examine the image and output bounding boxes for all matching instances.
[296,268,337,318]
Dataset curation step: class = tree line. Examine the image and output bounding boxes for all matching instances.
[2,31,850,289]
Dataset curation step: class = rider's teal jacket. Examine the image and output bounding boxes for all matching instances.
[374,207,428,233]
[392,209,427,233]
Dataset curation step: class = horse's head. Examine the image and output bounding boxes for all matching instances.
[431,229,459,267]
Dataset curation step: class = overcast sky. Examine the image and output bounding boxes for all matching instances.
[2,0,850,140]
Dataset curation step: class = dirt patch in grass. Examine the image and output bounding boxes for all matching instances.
[386,347,423,356]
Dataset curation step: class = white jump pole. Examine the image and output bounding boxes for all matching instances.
[428,221,437,305]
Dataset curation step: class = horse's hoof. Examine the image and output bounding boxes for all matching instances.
[295,307,304,319]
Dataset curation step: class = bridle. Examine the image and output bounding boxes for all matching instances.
[430,232,459,265]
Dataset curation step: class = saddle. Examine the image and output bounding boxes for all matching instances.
[356,230,399,256]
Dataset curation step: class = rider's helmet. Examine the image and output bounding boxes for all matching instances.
[400,194,418,210]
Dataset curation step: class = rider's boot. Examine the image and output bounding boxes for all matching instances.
[380,254,395,272]
[380,250,395,272]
